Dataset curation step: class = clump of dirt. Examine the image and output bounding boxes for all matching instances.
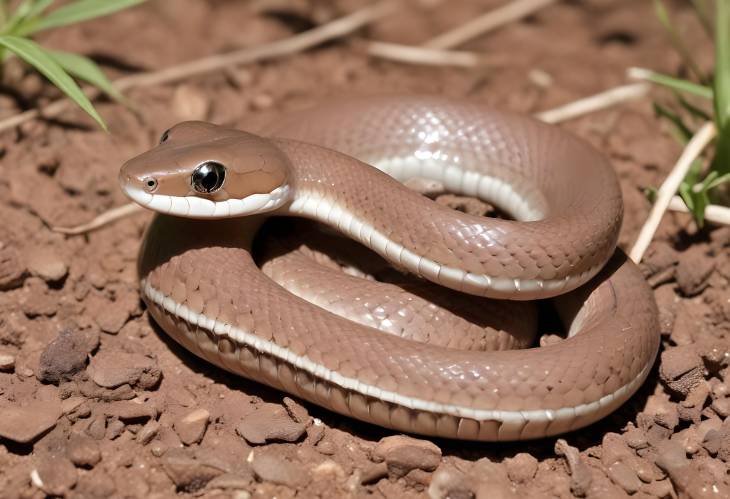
[0,1,728,498]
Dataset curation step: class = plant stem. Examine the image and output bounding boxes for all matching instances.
[712,0,730,180]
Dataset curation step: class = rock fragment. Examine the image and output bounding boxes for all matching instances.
[236,403,305,444]
[0,400,62,443]
[86,289,139,334]
[555,439,592,497]
[428,464,472,499]
[25,247,67,282]
[137,420,161,445]
[0,352,15,372]
[372,435,442,477]
[250,451,309,487]
[676,245,714,296]
[103,399,157,422]
[20,278,58,317]
[75,471,117,498]
[641,242,678,286]
[0,243,26,290]
[173,408,210,445]
[88,350,161,389]
[162,449,225,492]
[37,329,89,383]
[504,452,538,483]
[31,455,77,497]
[67,434,102,468]
[659,345,704,397]
[85,414,106,440]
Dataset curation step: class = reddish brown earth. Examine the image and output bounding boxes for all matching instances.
[0,1,728,498]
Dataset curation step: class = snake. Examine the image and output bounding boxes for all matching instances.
[119,95,659,441]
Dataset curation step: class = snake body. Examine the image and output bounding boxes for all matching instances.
[120,95,659,440]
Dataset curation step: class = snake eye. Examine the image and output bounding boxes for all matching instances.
[192,161,226,194]
[159,129,170,144]
[143,177,158,193]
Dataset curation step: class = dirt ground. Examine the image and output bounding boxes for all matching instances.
[0,0,728,497]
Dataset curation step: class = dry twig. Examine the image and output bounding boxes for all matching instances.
[366,0,557,67]
[629,121,717,263]
[366,41,483,67]
[535,83,650,123]
[424,0,557,49]
[53,203,144,234]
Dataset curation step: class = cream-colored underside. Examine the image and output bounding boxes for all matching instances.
[142,278,650,439]
[290,157,598,299]
[125,184,290,218]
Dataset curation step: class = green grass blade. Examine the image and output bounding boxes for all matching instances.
[706,172,730,190]
[48,49,126,104]
[653,0,705,82]
[24,0,54,19]
[653,101,694,144]
[714,0,730,129]
[690,0,713,36]
[677,94,712,122]
[5,0,54,35]
[21,0,145,35]
[3,0,38,34]
[711,1,730,179]
[630,68,713,99]
[0,35,106,129]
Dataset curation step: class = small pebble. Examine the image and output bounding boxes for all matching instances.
[0,352,15,372]
[162,449,225,492]
[25,247,67,282]
[103,400,157,422]
[504,452,538,483]
[250,451,309,487]
[137,420,160,445]
[31,455,77,496]
[236,403,305,444]
[37,329,89,384]
[606,461,641,494]
[173,408,210,445]
[67,434,102,468]
[106,418,125,440]
[61,396,85,415]
[373,435,442,477]
[85,415,106,440]
[360,462,389,485]
[676,245,714,296]
[555,439,592,497]
[428,464,473,499]
[659,345,704,398]
[88,351,161,389]
[0,243,26,290]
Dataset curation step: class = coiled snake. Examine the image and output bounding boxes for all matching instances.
[119,95,659,441]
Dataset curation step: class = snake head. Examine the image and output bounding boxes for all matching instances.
[119,121,292,218]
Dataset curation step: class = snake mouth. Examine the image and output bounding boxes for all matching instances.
[122,183,291,219]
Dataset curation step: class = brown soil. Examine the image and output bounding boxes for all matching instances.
[0,1,728,498]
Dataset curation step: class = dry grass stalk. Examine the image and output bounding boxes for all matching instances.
[629,121,717,263]
[535,83,650,123]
